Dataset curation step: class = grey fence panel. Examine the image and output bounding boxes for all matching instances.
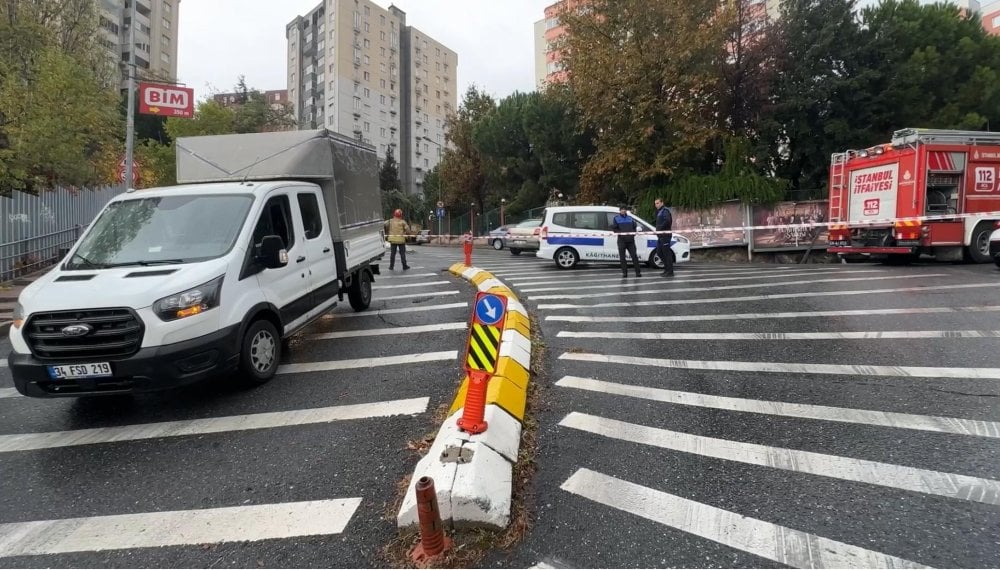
[1,185,125,282]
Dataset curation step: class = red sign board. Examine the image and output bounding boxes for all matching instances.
[116,157,140,186]
[139,83,194,118]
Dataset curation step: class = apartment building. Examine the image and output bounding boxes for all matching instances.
[533,0,575,89]
[287,1,457,196]
[214,90,291,109]
[97,0,180,86]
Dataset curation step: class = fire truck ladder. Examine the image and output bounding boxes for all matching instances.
[891,128,1000,147]
[829,151,849,222]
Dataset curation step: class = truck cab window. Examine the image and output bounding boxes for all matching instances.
[297,193,324,239]
[253,196,295,250]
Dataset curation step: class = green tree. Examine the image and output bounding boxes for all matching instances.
[379,146,417,219]
[229,76,296,134]
[0,0,120,192]
[523,86,595,208]
[437,85,496,212]
[557,0,727,203]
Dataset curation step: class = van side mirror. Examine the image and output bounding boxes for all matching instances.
[258,235,288,269]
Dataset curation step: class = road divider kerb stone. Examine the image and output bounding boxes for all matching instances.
[397,263,531,529]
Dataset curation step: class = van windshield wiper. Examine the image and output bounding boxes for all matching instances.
[67,252,107,269]
[104,259,186,268]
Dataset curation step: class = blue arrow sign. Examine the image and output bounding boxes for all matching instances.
[436,207,446,219]
[474,293,505,326]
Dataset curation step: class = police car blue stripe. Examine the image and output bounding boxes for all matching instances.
[546,236,605,246]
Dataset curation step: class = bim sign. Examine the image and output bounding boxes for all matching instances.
[139,83,195,118]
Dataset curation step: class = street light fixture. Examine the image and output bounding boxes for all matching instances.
[500,198,506,227]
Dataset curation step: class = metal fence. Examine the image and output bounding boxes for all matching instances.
[1,185,125,282]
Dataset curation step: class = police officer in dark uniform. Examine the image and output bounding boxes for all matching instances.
[654,197,674,277]
[612,205,642,278]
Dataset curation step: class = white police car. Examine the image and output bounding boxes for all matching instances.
[536,205,691,269]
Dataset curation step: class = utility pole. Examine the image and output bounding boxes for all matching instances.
[124,0,138,190]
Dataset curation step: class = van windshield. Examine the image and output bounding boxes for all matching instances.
[66,195,254,269]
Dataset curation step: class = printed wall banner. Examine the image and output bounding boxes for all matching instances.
[671,201,748,248]
[752,200,829,250]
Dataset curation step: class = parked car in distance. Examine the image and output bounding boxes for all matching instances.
[415,229,431,245]
[488,225,515,250]
[507,219,543,256]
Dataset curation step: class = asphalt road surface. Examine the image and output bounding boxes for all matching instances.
[459,247,1000,569]
[4,244,1000,569]
[0,249,468,568]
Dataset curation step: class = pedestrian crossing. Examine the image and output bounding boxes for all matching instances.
[462,249,1000,568]
[0,256,469,564]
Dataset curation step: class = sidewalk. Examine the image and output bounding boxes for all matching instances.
[0,269,49,336]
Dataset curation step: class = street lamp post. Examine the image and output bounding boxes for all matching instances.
[470,202,476,237]
[500,198,506,227]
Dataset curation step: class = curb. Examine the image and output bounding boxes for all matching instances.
[397,263,531,530]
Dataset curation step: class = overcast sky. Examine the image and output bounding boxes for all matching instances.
[177,0,552,102]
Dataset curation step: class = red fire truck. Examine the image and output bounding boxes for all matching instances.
[827,128,1000,263]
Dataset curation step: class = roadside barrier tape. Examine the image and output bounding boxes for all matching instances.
[409,209,1000,241]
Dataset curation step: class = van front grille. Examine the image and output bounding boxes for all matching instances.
[25,308,144,360]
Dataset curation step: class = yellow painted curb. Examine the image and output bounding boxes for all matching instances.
[503,311,531,340]
[471,272,495,286]
[450,374,527,422]
[494,356,529,391]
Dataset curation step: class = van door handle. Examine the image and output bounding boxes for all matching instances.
[323,247,331,253]
[296,256,306,263]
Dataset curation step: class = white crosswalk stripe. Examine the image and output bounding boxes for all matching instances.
[277,351,457,374]
[375,290,460,301]
[325,302,468,319]
[373,280,451,290]
[561,469,927,569]
[545,305,1000,323]
[561,412,1000,505]
[530,274,945,301]
[0,389,17,399]
[537,281,1000,310]
[556,376,1000,438]
[303,322,466,340]
[0,398,431,453]
[0,499,363,557]
[519,269,883,292]
[558,329,1000,340]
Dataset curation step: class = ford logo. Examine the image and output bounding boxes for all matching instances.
[61,324,93,337]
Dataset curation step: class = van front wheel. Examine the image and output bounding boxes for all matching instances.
[238,319,281,386]
[555,247,579,269]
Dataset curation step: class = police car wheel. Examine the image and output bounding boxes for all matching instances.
[555,247,579,269]
[492,239,504,250]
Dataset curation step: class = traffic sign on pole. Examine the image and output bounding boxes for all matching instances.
[463,292,507,375]
[436,207,446,219]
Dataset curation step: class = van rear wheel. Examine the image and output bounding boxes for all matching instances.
[238,319,280,386]
[348,269,372,311]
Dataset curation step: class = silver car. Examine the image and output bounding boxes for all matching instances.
[488,224,515,250]
[506,219,542,256]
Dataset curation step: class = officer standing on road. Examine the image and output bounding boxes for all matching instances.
[612,205,642,278]
[385,208,411,271]
[654,197,674,277]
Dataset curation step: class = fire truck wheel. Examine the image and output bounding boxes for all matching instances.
[966,222,993,264]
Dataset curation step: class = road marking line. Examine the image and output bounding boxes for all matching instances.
[325,302,468,319]
[537,282,1000,310]
[559,351,1000,380]
[0,498,363,557]
[530,274,946,300]
[373,280,451,290]
[279,351,456,375]
[545,305,1000,322]
[304,322,466,340]
[562,413,1000,506]
[499,266,839,280]
[0,389,18,399]
[511,269,814,285]
[0,360,6,368]
[376,272,437,279]
[561,469,927,569]
[558,330,1000,341]
[376,290,460,302]
[521,270,881,293]
[0,398,430,453]
[556,376,1000,438]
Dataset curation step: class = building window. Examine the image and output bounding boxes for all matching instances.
[380,127,386,137]
[380,79,386,88]
[353,97,361,109]
[364,6,370,16]
[391,81,396,91]
[162,35,170,48]
[364,87,370,97]
[380,30,386,40]
[162,17,170,29]
[364,55,370,65]
[364,71,370,80]
[364,121,370,132]
[329,80,336,90]
[354,11,361,28]
[424,158,429,167]
[993,14,1000,27]
[365,22,370,32]
[364,38,370,48]
[381,15,386,25]
[164,1,171,14]
[161,52,170,63]
[546,17,559,30]
[381,47,386,56]
[436,90,440,99]
[436,47,440,56]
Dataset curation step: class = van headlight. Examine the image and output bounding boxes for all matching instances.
[153,276,224,321]
[11,303,24,329]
